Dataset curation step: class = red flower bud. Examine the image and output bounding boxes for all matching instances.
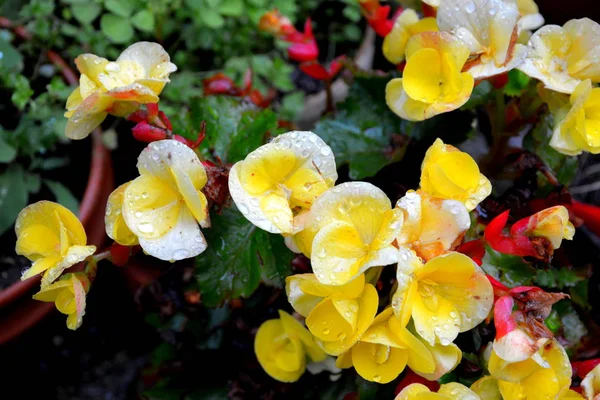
[132,121,168,143]
[110,243,132,267]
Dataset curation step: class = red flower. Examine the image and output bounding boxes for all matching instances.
[299,55,346,81]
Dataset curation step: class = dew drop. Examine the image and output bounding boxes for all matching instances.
[172,249,190,259]
[238,204,249,215]
[323,328,330,335]
[466,1,475,13]
[138,222,154,234]
[373,375,382,383]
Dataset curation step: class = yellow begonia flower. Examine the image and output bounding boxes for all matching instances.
[396,190,470,261]
[524,205,575,249]
[414,325,463,380]
[65,42,177,140]
[488,340,576,400]
[16,201,96,289]
[437,0,528,79]
[396,382,481,399]
[254,310,326,382]
[420,138,492,211]
[386,32,474,121]
[33,272,89,330]
[542,79,600,155]
[518,18,600,94]
[471,376,502,400]
[392,248,493,346]
[105,182,139,246]
[516,0,544,31]
[582,364,600,400]
[122,140,209,261]
[229,131,337,235]
[383,9,438,65]
[286,274,378,356]
[287,182,403,286]
[336,308,436,384]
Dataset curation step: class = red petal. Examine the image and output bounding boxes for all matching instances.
[288,40,319,62]
[300,62,330,80]
[327,55,346,78]
[572,359,600,379]
[422,3,437,18]
[570,201,600,238]
[110,243,131,267]
[457,239,485,266]
[132,121,168,143]
[494,296,517,339]
[395,370,440,394]
[146,103,159,117]
[203,73,236,95]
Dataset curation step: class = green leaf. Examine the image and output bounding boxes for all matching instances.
[195,204,293,307]
[104,0,134,17]
[132,9,155,32]
[100,13,134,43]
[10,74,34,109]
[461,81,493,110]
[71,3,101,24]
[0,135,17,163]
[570,280,590,310]
[44,180,80,216]
[534,268,585,289]
[189,96,277,163]
[199,8,225,29]
[504,69,531,97]
[313,75,407,179]
[0,38,23,71]
[260,234,293,287]
[219,0,244,16]
[271,56,294,91]
[342,5,362,22]
[524,113,579,186]
[280,91,305,121]
[0,164,29,235]
[481,244,535,287]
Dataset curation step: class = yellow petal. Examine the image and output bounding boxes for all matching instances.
[582,364,600,400]
[65,92,113,139]
[471,376,502,400]
[105,182,139,246]
[122,174,180,239]
[117,42,177,83]
[352,342,408,384]
[74,54,109,83]
[389,319,436,375]
[32,277,72,302]
[395,383,433,399]
[254,319,305,382]
[413,333,462,380]
[438,382,480,398]
[41,244,96,289]
[279,310,326,363]
[403,48,442,103]
[306,297,353,343]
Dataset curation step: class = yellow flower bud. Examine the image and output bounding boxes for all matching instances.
[396,382,480,399]
[419,138,491,211]
[254,310,326,382]
[383,9,438,65]
[33,273,89,330]
[16,201,96,289]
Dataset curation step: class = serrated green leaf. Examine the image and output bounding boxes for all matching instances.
[132,9,155,32]
[104,0,134,17]
[71,3,101,24]
[101,13,134,43]
[0,164,29,235]
[313,76,407,179]
[195,204,292,306]
[0,135,17,163]
[481,244,535,286]
[44,180,80,216]
[188,96,277,163]
[534,268,585,289]
[219,0,243,16]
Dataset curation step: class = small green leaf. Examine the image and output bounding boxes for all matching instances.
[132,9,155,32]
[44,180,80,216]
[534,268,585,289]
[100,13,134,43]
[195,204,293,306]
[0,135,17,163]
[504,69,531,97]
[280,91,305,122]
[0,38,23,71]
[104,0,134,17]
[461,81,493,110]
[481,244,535,287]
[0,164,29,235]
[199,8,225,29]
[219,0,243,16]
[342,5,362,22]
[71,3,101,24]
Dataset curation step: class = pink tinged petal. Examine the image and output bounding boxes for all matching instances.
[67,274,87,330]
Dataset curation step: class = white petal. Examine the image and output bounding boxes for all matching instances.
[117,41,177,78]
[467,44,528,79]
[138,207,207,261]
[519,13,544,31]
[137,139,207,190]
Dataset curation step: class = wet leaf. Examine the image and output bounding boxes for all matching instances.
[195,204,293,307]
[481,244,535,286]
